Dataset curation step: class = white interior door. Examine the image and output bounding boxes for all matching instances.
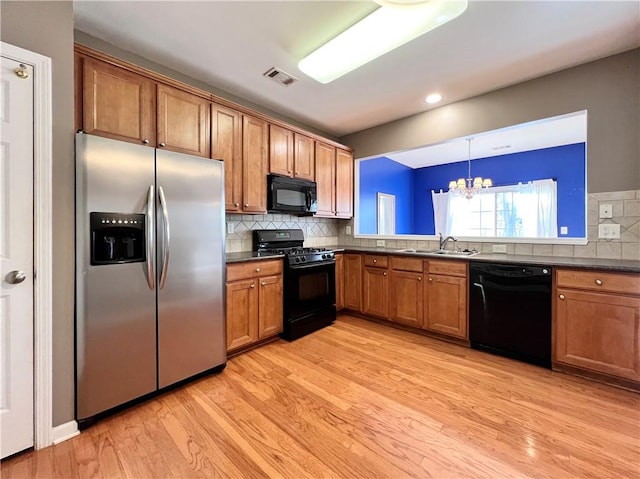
[1,56,34,458]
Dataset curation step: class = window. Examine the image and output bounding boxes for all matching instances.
[432,179,558,238]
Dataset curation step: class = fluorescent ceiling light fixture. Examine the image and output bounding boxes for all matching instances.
[298,0,468,84]
[425,93,442,104]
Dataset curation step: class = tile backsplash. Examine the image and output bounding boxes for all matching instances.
[335,190,640,261]
[225,190,639,261]
[225,214,340,252]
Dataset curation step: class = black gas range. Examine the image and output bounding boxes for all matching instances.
[253,229,336,341]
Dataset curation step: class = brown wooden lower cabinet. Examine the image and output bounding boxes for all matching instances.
[226,260,283,353]
[389,257,424,327]
[363,266,389,318]
[343,254,362,311]
[424,260,468,339]
[554,269,640,384]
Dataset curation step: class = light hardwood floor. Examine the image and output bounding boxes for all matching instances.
[3,314,640,478]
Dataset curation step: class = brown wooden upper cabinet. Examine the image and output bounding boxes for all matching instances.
[314,141,353,218]
[269,126,315,182]
[269,124,294,177]
[335,148,354,218]
[242,115,269,213]
[157,84,210,157]
[315,141,336,217]
[212,103,242,212]
[80,56,211,158]
[293,133,315,181]
[82,57,156,145]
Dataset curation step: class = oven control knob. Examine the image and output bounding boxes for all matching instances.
[322,254,327,259]
[301,256,306,262]
[295,257,300,263]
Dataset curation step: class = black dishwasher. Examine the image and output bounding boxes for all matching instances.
[469,262,552,368]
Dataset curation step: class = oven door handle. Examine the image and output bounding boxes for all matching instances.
[289,261,335,270]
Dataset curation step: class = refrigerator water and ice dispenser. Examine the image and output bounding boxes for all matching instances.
[90,212,145,265]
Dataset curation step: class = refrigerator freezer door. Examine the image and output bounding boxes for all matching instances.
[75,134,157,420]
[156,150,226,388]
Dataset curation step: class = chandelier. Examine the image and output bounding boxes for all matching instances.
[448,138,492,199]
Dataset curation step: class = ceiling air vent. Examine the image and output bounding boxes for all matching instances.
[263,67,298,87]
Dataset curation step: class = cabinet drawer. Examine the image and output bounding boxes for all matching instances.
[227,259,283,282]
[364,254,388,268]
[428,259,467,277]
[556,269,640,295]
[390,256,423,272]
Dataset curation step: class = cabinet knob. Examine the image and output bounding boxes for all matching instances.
[142,139,149,144]
[559,294,565,300]
[244,203,249,208]
[261,282,266,286]
[234,203,239,207]
[373,259,377,263]
[428,277,433,282]
[595,279,603,286]
[255,268,261,272]
[159,142,166,147]
[383,272,387,276]
[250,283,256,289]
[418,276,422,281]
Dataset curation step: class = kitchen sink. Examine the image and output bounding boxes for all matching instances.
[395,248,479,257]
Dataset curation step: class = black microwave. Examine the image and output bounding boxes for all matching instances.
[267,174,317,215]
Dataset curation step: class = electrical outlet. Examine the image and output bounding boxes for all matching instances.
[226,222,234,234]
[376,239,385,247]
[598,223,620,239]
[560,226,568,235]
[599,203,613,219]
[492,244,507,253]
[345,225,352,235]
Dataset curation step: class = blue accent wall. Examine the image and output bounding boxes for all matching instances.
[360,143,586,237]
[358,157,414,234]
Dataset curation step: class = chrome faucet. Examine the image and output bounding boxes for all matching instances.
[439,232,458,251]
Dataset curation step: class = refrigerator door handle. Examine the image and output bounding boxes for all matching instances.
[158,185,171,289]
[146,185,155,290]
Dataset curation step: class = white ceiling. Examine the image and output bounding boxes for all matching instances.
[73,1,640,137]
[383,110,587,168]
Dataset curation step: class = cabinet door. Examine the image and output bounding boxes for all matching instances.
[294,133,315,181]
[335,254,344,311]
[226,279,258,352]
[242,115,268,213]
[269,124,294,177]
[555,289,640,381]
[425,274,467,338]
[258,274,284,339]
[390,270,423,327]
[82,57,155,145]
[212,104,242,212]
[363,267,389,319]
[335,148,353,218]
[157,84,210,158]
[314,141,336,217]
[343,254,362,311]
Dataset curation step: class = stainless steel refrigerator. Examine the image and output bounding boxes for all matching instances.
[75,133,226,424]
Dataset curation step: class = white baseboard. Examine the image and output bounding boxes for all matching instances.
[52,420,80,445]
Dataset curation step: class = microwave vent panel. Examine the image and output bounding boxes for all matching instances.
[263,67,298,87]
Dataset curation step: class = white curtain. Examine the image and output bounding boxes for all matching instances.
[431,190,450,236]
[431,179,558,238]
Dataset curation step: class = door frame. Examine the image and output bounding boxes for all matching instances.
[2,42,53,449]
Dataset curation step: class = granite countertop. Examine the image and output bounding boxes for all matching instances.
[225,251,285,263]
[226,246,640,273]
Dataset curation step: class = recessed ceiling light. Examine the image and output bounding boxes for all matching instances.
[298,1,468,84]
[425,93,442,104]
